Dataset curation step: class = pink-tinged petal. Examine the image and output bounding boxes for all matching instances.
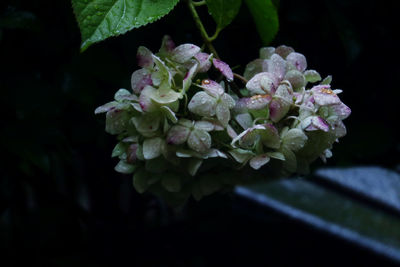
[246,72,278,95]
[138,86,157,112]
[171,44,200,63]
[95,101,118,114]
[249,154,270,170]
[183,63,198,92]
[286,52,307,72]
[330,102,351,120]
[302,116,330,132]
[137,46,154,68]
[259,47,275,59]
[235,125,266,148]
[213,59,233,81]
[269,98,290,122]
[194,52,212,73]
[268,54,286,81]
[260,123,280,149]
[166,125,190,145]
[275,45,294,59]
[159,35,175,53]
[293,92,303,104]
[131,69,153,94]
[200,79,224,97]
[311,85,341,106]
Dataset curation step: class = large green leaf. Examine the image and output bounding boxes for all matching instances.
[245,0,279,45]
[205,0,241,31]
[72,0,180,51]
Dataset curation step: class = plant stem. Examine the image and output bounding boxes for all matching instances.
[192,0,206,6]
[186,0,220,59]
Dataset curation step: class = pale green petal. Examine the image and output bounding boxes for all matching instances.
[249,154,270,170]
[216,102,230,127]
[266,151,285,161]
[187,158,203,176]
[304,70,321,83]
[150,88,181,104]
[114,160,136,174]
[282,128,308,152]
[194,120,214,132]
[221,93,235,109]
[188,91,217,117]
[131,113,160,137]
[183,63,198,92]
[95,101,118,114]
[282,147,297,173]
[143,137,164,160]
[171,44,200,63]
[160,106,178,123]
[228,149,254,163]
[235,113,253,130]
[260,123,280,149]
[187,129,212,153]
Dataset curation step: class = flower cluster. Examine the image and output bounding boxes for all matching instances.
[95,37,350,203]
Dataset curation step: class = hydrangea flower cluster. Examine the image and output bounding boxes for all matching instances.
[95,37,350,203]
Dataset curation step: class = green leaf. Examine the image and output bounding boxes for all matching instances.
[245,0,279,45]
[205,0,241,31]
[72,0,180,52]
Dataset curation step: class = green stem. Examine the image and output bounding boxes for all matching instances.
[192,0,206,6]
[186,0,220,59]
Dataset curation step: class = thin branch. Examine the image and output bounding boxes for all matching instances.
[186,0,220,59]
[233,73,248,84]
[192,0,206,6]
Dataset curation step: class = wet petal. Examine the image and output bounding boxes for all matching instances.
[105,109,130,134]
[329,102,351,120]
[301,116,330,132]
[95,101,118,114]
[235,113,253,130]
[221,93,235,108]
[150,88,181,104]
[131,113,161,137]
[216,102,230,127]
[143,137,164,159]
[188,91,217,117]
[151,55,172,86]
[194,52,212,73]
[260,123,280,149]
[166,125,190,145]
[249,154,270,170]
[246,72,278,95]
[304,70,321,83]
[139,86,158,112]
[115,160,136,174]
[275,45,295,59]
[228,149,254,163]
[200,79,224,97]
[282,128,308,151]
[285,70,306,91]
[188,129,212,153]
[171,44,200,63]
[131,69,153,94]
[268,54,286,80]
[259,47,275,59]
[286,52,307,72]
[232,125,266,148]
[213,58,233,81]
[311,85,341,106]
[137,46,154,68]
[246,94,272,110]
[194,120,214,132]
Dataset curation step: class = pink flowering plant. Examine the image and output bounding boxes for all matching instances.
[73,0,350,202]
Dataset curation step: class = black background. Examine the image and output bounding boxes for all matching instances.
[1,0,399,266]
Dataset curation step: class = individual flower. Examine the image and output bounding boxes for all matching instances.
[188,79,235,126]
